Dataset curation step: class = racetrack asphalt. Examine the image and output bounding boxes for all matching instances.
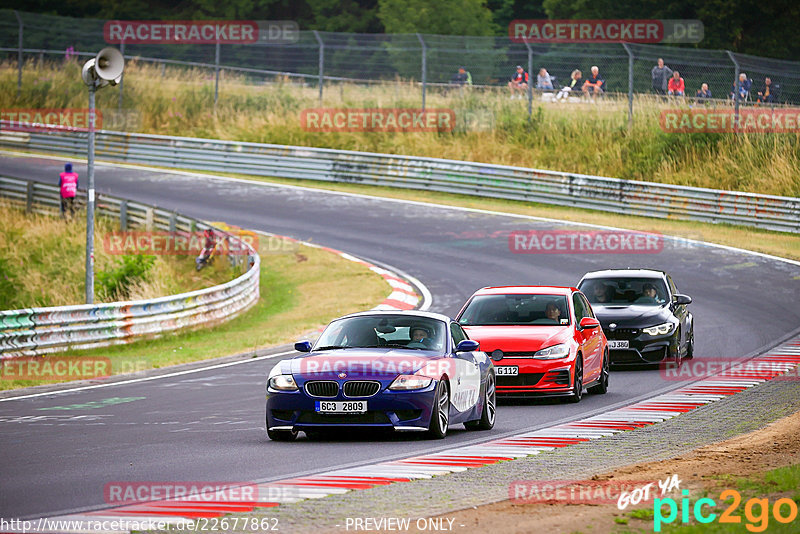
[1,154,799,520]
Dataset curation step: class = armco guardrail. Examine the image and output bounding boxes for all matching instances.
[0,176,260,358]
[1,128,798,233]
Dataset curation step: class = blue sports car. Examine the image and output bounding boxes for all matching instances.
[265,311,496,440]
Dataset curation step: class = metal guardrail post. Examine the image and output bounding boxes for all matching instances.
[214,41,221,107]
[169,211,176,232]
[14,10,23,99]
[726,51,741,133]
[26,181,33,213]
[85,84,97,304]
[523,39,533,120]
[313,30,324,106]
[120,199,128,230]
[416,33,427,111]
[622,43,634,130]
[160,61,166,78]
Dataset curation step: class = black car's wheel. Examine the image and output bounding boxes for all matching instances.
[588,351,609,394]
[567,356,583,403]
[465,372,496,431]
[427,380,450,439]
[685,326,695,359]
[267,428,298,441]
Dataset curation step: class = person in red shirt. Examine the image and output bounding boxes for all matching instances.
[58,163,79,218]
[668,71,685,97]
[507,65,529,98]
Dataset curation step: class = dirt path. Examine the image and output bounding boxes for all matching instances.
[428,409,800,534]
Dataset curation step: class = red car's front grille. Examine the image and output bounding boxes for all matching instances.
[496,373,545,386]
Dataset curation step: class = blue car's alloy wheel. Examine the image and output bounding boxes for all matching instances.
[427,380,450,439]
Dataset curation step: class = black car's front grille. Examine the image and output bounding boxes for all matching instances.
[497,373,545,387]
[605,328,640,339]
[612,350,643,363]
[297,412,391,424]
[343,381,381,397]
[305,381,339,397]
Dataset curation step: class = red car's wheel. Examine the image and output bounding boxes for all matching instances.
[567,356,583,403]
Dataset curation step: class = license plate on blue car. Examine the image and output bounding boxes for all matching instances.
[315,401,367,413]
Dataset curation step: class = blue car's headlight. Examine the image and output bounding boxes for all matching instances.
[388,375,433,391]
[642,323,674,336]
[269,374,299,391]
[533,343,570,359]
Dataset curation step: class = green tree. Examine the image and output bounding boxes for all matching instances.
[378,0,496,36]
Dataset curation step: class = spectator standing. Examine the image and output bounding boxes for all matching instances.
[556,69,582,101]
[730,73,752,100]
[651,58,673,95]
[667,71,685,96]
[536,68,554,90]
[757,77,774,103]
[59,163,79,218]
[508,65,529,98]
[582,66,604,98]
[695,83,712,101]
[450,66,472,87]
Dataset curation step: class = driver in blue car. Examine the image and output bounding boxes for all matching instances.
[408,325,433,348]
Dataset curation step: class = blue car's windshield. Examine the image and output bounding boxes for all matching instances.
[315,315,447,351]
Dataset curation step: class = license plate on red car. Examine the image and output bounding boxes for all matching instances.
[315,401,367,413]
[495,366,519,376]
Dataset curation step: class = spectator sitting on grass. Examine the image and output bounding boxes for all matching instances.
[730,73,751,100]
[667,71,685,96]
[556,69,582,101]
[537,68,554,90]
[508,65,529,98]
[695,83,712,101]
[651,58,673,95]
[757,77,774,103]
[450,66,472,86]
[582,66,604,98]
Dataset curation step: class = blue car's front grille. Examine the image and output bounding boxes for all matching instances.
[305,381,339,397]
[297,412,392,424]
[343,381,381,397]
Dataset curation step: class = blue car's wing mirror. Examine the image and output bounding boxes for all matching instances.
[294,340,312,352]
[456,339,479,352]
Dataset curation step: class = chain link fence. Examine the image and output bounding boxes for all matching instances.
[2,9,799,118]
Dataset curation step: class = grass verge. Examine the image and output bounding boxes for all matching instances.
[0,205,233,307]
[0,240,390,391]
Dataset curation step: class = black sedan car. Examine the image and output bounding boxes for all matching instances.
[577,269,693,365]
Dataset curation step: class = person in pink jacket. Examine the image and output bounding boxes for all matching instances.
[59,163,79,218]
[668,71,685,97]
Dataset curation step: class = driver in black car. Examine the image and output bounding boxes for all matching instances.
[635,283,661,304]
[592,283,612,303]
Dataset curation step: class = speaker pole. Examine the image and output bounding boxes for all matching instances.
[85,81,96,304]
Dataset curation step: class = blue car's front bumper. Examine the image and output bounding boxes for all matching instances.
[266,379,438,432]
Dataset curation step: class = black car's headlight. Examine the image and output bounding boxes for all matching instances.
[269,374,299,391]
[642,323,675,336]
[533,343,570,359]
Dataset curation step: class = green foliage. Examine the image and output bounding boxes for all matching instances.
[377,0,496,35]
[96,255,155,301]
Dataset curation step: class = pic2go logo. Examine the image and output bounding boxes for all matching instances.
[654,489,798,532]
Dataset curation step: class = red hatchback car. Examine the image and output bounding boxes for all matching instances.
[456,286,609,402]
